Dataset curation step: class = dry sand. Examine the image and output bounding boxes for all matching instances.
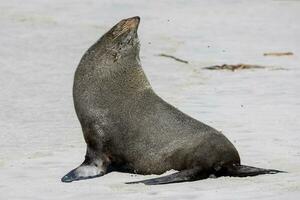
[0,0,299,199]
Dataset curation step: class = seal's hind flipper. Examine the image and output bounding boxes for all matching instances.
[126,167,208,185]
[219,164,285,177]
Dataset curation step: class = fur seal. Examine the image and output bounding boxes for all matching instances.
[61,16,283,185]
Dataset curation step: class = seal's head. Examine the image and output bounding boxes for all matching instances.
[100,16,140,62]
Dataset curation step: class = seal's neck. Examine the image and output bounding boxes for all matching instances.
[100,60,151,94]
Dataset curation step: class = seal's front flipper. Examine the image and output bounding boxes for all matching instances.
[126,167,208,185]
[61,147,109,183]
[219,164,285,177]
[61,163,105,182]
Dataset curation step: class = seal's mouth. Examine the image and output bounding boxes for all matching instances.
[111,16,140,41]
[122,16,140,31]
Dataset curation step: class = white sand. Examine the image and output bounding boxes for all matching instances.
[0,0,299,199]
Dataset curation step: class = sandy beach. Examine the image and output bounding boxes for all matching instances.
[0,0,299,199]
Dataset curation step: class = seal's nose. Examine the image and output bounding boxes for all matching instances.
[132,16,140,22]
[123,16,140,30]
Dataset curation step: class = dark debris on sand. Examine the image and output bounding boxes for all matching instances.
[203,64,267,71]
[158,53,189,64]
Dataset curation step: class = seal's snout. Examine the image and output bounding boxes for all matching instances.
[109,16,140,41]
[122,16,140,30]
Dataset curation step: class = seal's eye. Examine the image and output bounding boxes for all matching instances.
[118,42,124,50]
